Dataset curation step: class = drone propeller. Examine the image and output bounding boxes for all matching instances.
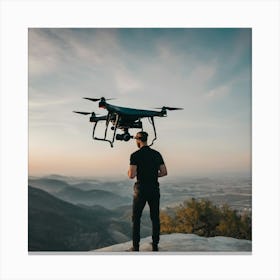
[154,106,184,111]
[73,111,100,116]
[73,111,91,115]
[83,97,115,102]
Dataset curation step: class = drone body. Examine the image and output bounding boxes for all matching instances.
[74,97,183,147]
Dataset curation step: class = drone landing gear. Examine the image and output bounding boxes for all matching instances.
[149,117,157,147]
[93,137,114,148]
[92,113,119,148]
[91,115,157,147]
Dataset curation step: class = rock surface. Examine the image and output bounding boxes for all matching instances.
[94,233,252,253]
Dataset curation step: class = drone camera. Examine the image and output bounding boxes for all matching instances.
[116,133,132,142]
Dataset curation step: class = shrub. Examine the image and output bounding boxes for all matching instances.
[160,198,251,240]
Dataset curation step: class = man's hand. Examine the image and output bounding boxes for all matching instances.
[158,164,167,177]
[128,165,137,179]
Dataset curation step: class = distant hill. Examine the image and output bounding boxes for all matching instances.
[55,186,130,209]
[28,186,131,251]
[29,178,130,209]
[29,178,69,193]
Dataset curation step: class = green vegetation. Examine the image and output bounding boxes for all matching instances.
[160,198,251,240]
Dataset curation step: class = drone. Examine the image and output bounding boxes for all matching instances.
[73,97,183,147]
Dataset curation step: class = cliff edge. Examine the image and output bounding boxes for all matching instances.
[94,233,252,253]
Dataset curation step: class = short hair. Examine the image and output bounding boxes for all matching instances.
[136,131,148,142]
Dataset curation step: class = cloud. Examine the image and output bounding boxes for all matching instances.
[189,63,217,85]
[29,29,121,78]
[28,30,62,77]
[114,66,142,94]
[205,84,230,99]
[28,28,251,177]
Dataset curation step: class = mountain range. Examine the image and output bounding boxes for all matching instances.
[28,186,131,251]
[28,185,152,251]
[28,175,252,251]
[29,177,130,209]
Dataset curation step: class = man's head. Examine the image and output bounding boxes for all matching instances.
[134,131,148,148]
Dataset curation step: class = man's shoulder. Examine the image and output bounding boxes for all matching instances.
[145,147,164,162]
[131,149,140,156]
[130,149,141,159]
[131,146,163,157]
[149,147,162,156]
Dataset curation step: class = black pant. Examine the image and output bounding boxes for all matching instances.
[132,183,160,247]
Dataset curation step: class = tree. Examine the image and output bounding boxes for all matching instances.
[160,211,174,233]
[160,198,251,240]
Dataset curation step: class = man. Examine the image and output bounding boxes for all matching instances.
[128,131,167,251]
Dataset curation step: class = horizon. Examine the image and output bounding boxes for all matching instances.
[28,171,252,181]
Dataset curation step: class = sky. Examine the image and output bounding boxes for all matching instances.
[28,28,251,178]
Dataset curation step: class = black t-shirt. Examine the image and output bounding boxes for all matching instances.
[130,146,164,187]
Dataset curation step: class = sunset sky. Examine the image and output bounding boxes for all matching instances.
[28,28,251,178]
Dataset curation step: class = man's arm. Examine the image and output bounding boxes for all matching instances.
[158,164,167,177]
[128,165,137,179]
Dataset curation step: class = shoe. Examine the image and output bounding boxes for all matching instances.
[152,244,158,251]
[126,246,139,252]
